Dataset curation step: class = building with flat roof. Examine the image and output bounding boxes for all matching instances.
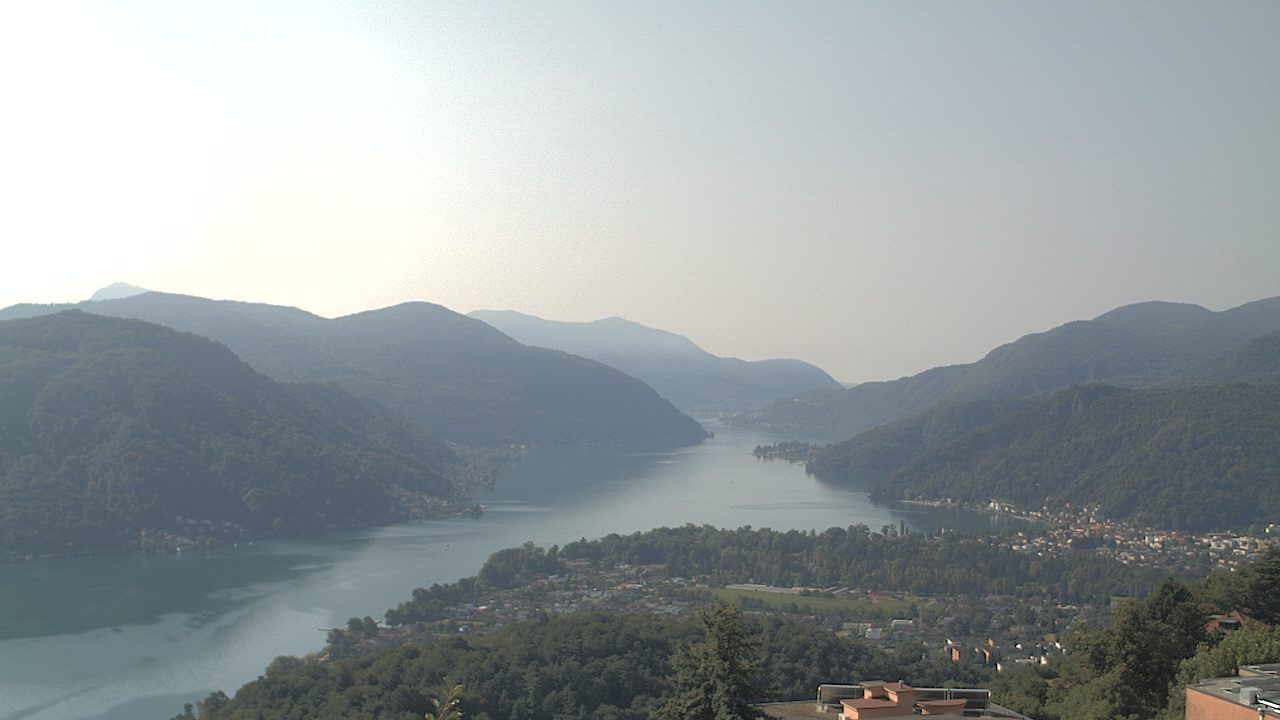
[1186,664,1280,720]
[758,681,1031,720]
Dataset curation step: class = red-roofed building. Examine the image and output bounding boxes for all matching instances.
[759,682,1031,720]
[840,682,918,719]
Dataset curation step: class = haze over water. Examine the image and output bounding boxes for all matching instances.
[0,422,1013,720]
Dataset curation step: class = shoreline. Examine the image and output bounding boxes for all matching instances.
[896,498,1046,524]
[0,500,483,564]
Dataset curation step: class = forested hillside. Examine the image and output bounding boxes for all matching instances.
[179,609,992,720]
[842,384,1280,531]
[1177,330,1280,385]
[733,296,1280,437]
[806,397,1027,480]
[388,525,1166,627]
[0,293,708,447]
[470,309,841,413]
[0,311,467,553]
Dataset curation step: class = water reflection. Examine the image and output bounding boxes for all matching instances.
[0,422,1015,720]
[0,545,335,641]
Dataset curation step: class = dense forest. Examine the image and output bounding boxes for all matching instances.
[175,535,1278,720]
[837,384,1280,531]
[0,293,709,447]
[806,397,1027,480]
[1177,330,1280,386]
[178,608,998,720]
[733,296,1280,437]
[469,309,840,414]
[386,525,1167,627]
[0,311,469,553]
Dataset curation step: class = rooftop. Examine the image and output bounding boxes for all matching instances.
[1188,665,1280,717]
[760,683,1032,720]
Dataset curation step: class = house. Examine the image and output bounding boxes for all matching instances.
[1205,611,1261,636]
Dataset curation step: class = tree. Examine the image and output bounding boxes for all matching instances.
[1049,580,1205,720]
[425,677,464,720]
[660,603,766,720]
[1243,545,1280,625]
[1158,625,1280,720]
[326,627,355,659]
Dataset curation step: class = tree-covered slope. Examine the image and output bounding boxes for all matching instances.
[806,397,1028,480]
[469,309,841,414]
[867,384,1280,531]
[1176,330,1280,386]
[732,296,1280,437]
[180,609,930,720]
[0,293,708,447]
[0,311,466,553]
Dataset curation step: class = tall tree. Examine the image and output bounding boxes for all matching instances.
[1243,545,1280,625]
[661,604,766,720]
[425,677,464,720]
[1050,579,1205,720]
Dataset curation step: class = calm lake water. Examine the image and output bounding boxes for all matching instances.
[0,422,1011,720]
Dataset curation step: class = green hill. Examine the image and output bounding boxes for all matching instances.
[853,384,1280,531]
[1176,330,1280,385]
[732,297,1280,437]
[806,397,1027,480]
[0,293,708,447]
[0,311,468,553]
[469,309,841,414]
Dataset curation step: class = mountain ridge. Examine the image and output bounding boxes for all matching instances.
[0,292,708,447]
[733,295,1280,437]
[468,308,840,414]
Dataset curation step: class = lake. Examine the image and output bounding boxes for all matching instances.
[0,422,1012,720]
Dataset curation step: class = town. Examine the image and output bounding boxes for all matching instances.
[961,500,1278,573]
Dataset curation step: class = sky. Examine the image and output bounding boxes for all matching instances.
[1,1,1277,383]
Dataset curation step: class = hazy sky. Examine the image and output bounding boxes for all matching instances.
[1,1,1277,382]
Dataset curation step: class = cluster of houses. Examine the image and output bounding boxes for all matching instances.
[983,502,1279,572]
[943,636,1065,673]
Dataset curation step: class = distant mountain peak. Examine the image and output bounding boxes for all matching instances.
[732,293,1280,438]
[1091,300,1213,329]
[88,282,149,302]
[468,308,840,413]
[0,293,707,447]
